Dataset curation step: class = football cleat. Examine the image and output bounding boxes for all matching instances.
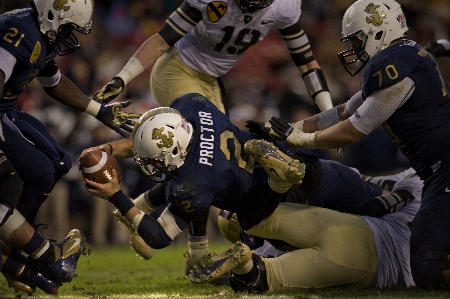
[187,241,252,284]
[244,139,306,185]
[40,229,90,283]
[113,209,153,260]
[5,275,36,295]
[4,271,59,295]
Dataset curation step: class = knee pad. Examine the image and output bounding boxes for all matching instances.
[0,207,26,241]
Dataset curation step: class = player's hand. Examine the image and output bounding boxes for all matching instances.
[96,100,142,137]
[424,39,450,58]
[78,145,109,170]
[84,168,121,199]
[269,117,294,140]
[245,120,284,140]
[92,77,125,104]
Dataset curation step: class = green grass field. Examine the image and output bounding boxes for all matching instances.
[1,243,449,299]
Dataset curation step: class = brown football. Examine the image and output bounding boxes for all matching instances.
[81,149,122,184]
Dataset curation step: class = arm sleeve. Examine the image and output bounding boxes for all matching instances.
[349,77,415,134]
[345,91,364,115]
[279,20,315,66]
[158,0,202,46]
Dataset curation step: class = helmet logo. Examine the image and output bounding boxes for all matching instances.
[152,127,174,149]
[364,3,386,26]
[53,0,73,12]
[207,2,227,23]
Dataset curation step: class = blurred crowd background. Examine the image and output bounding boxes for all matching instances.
[3,0,450,247]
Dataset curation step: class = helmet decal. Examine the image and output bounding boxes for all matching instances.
[152,127,174,149]
[53,0,71,12]
[365,3,386,26]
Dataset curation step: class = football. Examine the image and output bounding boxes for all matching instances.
[80,149,122,184]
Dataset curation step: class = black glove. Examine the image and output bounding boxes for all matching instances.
[92,77,125,104]
[96,100,142,137]
[424,40,450,58]
[269,117,293,140]
[245,120,270,139]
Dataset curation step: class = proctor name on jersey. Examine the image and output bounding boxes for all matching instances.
[198,111,214,166]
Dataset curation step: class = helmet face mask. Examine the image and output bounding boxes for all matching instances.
[337,0,408,76]
[132,108,194,183]
[134,152,176,183]
[234,0,274,14]
[338,30,371,76]
[32,0,93,55]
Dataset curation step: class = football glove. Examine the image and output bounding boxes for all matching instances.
[245,120,284,140]
[269,117,294,140]
[96,100,142,137]
[424,39,450,58]
[92,77,125,104]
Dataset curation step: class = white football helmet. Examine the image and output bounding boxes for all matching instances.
[337,0,408,76]
[133,108,194,182]
[32,0,94,55]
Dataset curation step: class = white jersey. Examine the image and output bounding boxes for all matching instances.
[362,198,419,288]
[175,0,301,77]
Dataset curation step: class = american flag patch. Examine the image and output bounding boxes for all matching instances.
[397,14,405,23]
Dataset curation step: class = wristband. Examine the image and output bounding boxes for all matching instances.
[84,99,102,117]
[317,106,340,130]
[109,190,135,215]
[117,57,145,85]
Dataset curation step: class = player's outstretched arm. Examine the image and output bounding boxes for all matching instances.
[92,33,170,104]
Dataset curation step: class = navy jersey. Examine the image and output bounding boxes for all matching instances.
[361,40,450,179]
[166,94,320,229]
[0,8,54,104]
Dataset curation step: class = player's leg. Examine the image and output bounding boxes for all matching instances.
[239,203,378,291]
[410,166,450,290]
[1,243,58,295]
[0,112,71,224]
[150,47,225,112]
[190,203,377,289]
[0,156,88,295]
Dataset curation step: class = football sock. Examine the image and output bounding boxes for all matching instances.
[188,236,209,260]
[23,232,55,265]
[362,175,397,191]
[341,190,414,217]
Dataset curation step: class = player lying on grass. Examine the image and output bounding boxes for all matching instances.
[188,139,422,292]
[0,152,89,295]
[80,93,415,274]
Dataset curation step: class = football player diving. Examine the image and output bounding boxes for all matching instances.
[89,0,335,264]
[246,0,450,290]
[80,93,417,283]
